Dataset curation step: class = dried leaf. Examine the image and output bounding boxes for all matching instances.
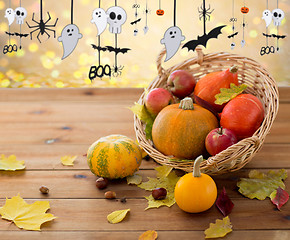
[129,103,155,140]
[237,169,287,200]
[215,187,234,217]
[215,83,247,105]
[270,187,289,210]
[139,230,158,240]
[0,195,57,231]
[61,155,77,166]
[0,154,25,171]
[145,194,176,210]
[127,174,143,185]
[194,95,220,119]
[155,165,173,178]
[204,216,232,239]
[107,209,130,224]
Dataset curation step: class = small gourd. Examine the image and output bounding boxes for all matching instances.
[174,156,217,213]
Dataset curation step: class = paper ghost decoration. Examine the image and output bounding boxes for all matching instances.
[58,24,83,60]
[161,26,185,62]
[272,8,285,26]
[91,8,108,36]
[106,6,127,34]
[5,8,15,26]
[262,10,272,27]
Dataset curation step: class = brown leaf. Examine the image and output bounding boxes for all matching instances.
[139,230,158,240]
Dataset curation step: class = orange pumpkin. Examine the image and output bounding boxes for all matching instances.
[241,7,249,14]
[156,9,164,16]
[152,97,219,159]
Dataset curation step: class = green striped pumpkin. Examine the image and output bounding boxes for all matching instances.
[87,135,143,179]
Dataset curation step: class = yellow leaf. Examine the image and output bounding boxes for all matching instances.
[0,154,25,171]
[204,216,232,239]
[127,174,143,185]
[155,165,173,178]
[215,83,248,105]
[139,230,158,240]
[61,155,77,166]
[237,169,287,200]
[0,195,57,231]
[145,194,175,210]
[107,209,130,224]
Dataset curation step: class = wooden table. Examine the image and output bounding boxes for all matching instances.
[0,88,289,240]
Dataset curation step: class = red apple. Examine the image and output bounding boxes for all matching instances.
[145,88,173,117]
[205,127,238,156]
[167,70,196,99]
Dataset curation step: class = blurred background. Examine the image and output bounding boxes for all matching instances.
[0,0,289,88]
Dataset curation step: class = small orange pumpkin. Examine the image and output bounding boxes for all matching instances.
[152,97,219,159]
[241,7,249,14]
[156,9,164,16]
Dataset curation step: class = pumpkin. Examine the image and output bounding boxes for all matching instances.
[152,97,219,159]
[194,66,239,113]
[220,94,264,140]
[241,7,249,14]
[87,135,142,179]
[156,9,165,16]
[175,155,217,213]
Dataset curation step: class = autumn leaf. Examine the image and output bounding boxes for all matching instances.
[156,165,173,178]
[270,187,289,210]
[127,174,143,185]
[107,209,130,224]
[145,194,176,210]
[215,83,248,105]
[0,195,57,231]
[204,216,232,239]
[0,154,25,171]
[215,187,234,217]
[61,155,77,166]
[129,103,155,140]
[139,230,158,240]
[237,169,287,200]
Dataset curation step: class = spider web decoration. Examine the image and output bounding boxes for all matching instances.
[228,0,239,50]
[58,0,83,60]
[240,0,249,47]
[131,0,141,36]
[156,0,165,16]
[143,0,150,34]
[183,0,226,52]
[3,0,17,54]
[160,0,185,62]
[26,0,58,43]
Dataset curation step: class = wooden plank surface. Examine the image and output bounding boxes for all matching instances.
[0,87,289,239]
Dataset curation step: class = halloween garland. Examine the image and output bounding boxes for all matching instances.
[131,0,141,36]
[228,0,239,50]
[143,0,150,34]
[240,1,249,47]
[3,0,17,54]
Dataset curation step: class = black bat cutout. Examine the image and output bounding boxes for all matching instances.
[272,34,287,39]
[14,32,29,38]
[5,31,15,36]
[183,25,226,52]
[262,33,272,38]
[130,18,141,25]
[91,44,107,52]
[228,32,238,38]
[106,46,131,55]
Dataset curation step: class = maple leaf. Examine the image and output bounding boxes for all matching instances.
[127,174,143,185]
[0,195,57,231]
[139,230,158,240]
[128,103,155,140]
[107,209,130,224]
[215,83,248,105]
[145,194,176,210]
[270,187,289,210]
[204,216,232,239]
[61,155,77,166]
[0,154,25,171]
[237,169,287,200]
[215,187,234,217]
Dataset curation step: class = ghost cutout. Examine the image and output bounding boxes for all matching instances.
[161,26,185,62]
[15,7,27,25]
[5,8,15,26]
[58,24,83,60]
[230,42,236,50]
[91,8,108,36]
[272,8,285,26]
[262,10,272,28]
[106,6,127,34]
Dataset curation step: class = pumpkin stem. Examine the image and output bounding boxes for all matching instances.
[193,155,203,177]
[179,97,194,110]
[230,66,238,74]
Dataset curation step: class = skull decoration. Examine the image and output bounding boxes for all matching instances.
[272,8,285,26]
[106,6,127,34]
[15,7,27,25]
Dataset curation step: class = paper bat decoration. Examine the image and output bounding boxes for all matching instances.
[228,32,238,38]
[130,18,141,25]
[5,31,15,36]
[272,34,286,39]
[105,46,131,55]
[91,44,108,52]
[14,32,29,38]
[183,25,226,52]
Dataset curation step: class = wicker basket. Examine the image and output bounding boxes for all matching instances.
[134,47,279,175]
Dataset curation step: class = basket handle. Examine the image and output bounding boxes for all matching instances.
[156,46,205,78]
